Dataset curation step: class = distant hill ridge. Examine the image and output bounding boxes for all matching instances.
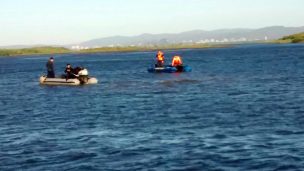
[77,26,304,48]
[1,26,304,49]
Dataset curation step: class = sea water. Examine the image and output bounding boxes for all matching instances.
[1,44,304,170]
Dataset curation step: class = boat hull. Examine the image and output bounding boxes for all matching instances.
[39,76,98,86]
[147,65,192,73]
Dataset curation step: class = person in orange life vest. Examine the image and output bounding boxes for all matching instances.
[171,55,183,67]
[156,51,165,67]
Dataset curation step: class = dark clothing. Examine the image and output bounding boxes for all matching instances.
[64,67,75,79]
[46,61,55,78]
[176,65,184,72]
[156,60,164,67]
[47,71,55,78]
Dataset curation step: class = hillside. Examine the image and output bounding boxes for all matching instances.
[77,26,304,48]
[279,32,304,43]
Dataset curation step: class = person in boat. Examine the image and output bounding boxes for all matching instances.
[171,55,183,67]
[73,67,89,84]
[46,57,55,78]
[64,64,76,79]
[73,67,83,75]
[156,50,165,67]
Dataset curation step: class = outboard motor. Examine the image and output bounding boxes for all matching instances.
[78,68,89,84]
[176,65,184,72]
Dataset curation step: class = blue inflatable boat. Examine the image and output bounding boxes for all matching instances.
[147,65,192,73]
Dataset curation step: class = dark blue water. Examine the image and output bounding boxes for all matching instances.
[1,44,304,170]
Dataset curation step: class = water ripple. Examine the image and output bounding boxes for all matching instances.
[1,44,304,170]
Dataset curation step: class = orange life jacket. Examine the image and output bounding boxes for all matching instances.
[157,51,164,61]
[172,56,183,66]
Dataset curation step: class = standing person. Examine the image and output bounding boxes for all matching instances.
[46,57,55,78]
[156,50,165,67]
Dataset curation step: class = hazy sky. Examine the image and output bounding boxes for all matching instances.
[0,0,303,46]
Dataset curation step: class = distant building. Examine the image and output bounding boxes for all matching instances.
[71,45,90,50]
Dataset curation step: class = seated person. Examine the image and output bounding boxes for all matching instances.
[64,64,76,79]
[171,56,183,67]
[156,50,165,67]
[73,67,83,75]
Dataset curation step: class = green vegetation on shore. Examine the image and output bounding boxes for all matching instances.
[0,47,71,57]
[276,32,304,43]
[0,44,228,57]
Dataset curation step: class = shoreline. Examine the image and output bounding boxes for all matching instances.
[0,44,231,57]
[1,42,303,58]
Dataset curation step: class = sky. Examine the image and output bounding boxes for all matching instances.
[0,0,303,46]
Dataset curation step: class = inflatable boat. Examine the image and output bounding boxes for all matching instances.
[147,65,192,73]
[40,68,98,86]
[39,76,98,86]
